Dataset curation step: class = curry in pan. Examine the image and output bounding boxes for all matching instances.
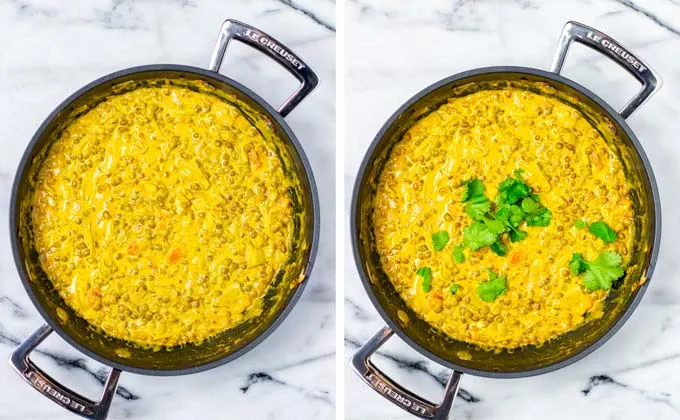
[30,80,303,348]
[372,84,635,350]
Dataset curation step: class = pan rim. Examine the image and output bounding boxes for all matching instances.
[350,65,661,379]
[10,64,320,376]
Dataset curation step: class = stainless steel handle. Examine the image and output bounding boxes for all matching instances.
[550,21,661,119]
[9,324,121,420]
[351,326,463,420]
[208,19,319,117]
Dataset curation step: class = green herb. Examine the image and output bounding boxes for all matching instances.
[432,231,450,251]
[464,196,491,221]
[477,269,507,302]
[588,221,617,244]
[513,168,525,178]
[496,177,531,206]
[574,219,587,230]
[450,284,461,294]
[569,251,625,291]
[483,217,506,235]
[570,253,588,274]
[453,245,465,263]
[461,179,485,202]
[520,196,539,214]
[463,222,497,250]
[495,204,525,228]
[526,207,552,227]
[509,229,528,242]
[416,267,432,292]
[490,241,508,256]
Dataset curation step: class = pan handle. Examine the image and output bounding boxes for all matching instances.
[9,324,121,420]
[550,20,661,119]
[351,326,463,420]
[208,19,319,117]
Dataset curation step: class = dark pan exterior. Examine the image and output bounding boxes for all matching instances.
[11,64,320,376]
[352,66,660,378]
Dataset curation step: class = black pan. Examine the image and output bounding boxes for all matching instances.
[351,21,661,419]
[9,19,319,420]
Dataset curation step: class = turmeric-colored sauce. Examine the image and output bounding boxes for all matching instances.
[373,87,634,349]
[32,81,298,347]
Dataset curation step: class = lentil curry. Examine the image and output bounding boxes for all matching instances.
[28,79,305,348]
[372,83,635,350]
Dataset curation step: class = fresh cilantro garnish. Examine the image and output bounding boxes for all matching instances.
[456,171,550,255]
[452,245,465,263]
[477,269,507,302]
[496,177,531,206]
[464,196,491,221]
[509,229,528,242]
[574,219,587,230]
[570,251,625,291]
[495,204,525,228]
[416,267,432,292]
[588,221,617,244]
[450,284,461,294]
[513,168,525,178]
[520,196,539,214]
[526,207,552,227]
[463,222,497,250]
[570,253,588,274]
[432,231,450,251]
[490,241,508,256]
[461,179,485,202]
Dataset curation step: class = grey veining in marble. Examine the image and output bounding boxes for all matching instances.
[0,1,335,419]
[345,1,680,419]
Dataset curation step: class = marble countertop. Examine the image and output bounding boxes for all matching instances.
[344,1,680,419]
[0,1,335,419]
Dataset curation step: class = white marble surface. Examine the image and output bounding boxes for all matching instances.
[0,1,335,419]
[345,1,680,419]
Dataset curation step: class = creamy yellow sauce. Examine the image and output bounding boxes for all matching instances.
[373,87,634,349]
[32,82,298,347]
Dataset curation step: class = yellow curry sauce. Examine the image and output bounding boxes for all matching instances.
[373,87,634,349]
[32,82,298,347]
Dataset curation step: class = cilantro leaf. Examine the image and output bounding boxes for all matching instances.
[589,221,617,244]
[483,217,507,235]
[497,178,531,205]
[432,231,450,251]
[526,207,552,227]
[509,229,528,242]
[570,251,625,291]
[464,195,491,221]
[574,219,587,229]
[462,179,485,202]
[450,284,461,294]
[520,197,539,214]
[513,168,525,178]
[452,245,465,263]
[490,241,508,256]
[463,222,497,250]
[495,204,525,228]
[570,253,588,274]
[477,269,507,302]
[416,267,432,292]
[583,251,624,291]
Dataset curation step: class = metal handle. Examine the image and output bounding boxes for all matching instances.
[9,324,121,420]
[208,19,319,117]
[550,21,661,119]
[351,326,463,420]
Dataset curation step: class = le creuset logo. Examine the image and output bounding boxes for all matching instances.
[366,373,428,416]
[585,31,647,73]
[27,371,88,413]
[243,29,307,71]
